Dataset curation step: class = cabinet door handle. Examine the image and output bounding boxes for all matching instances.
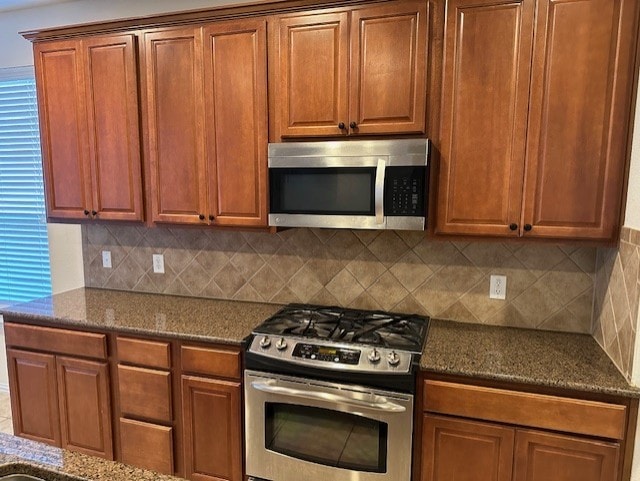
[91,210,97,216]
[198,214,205,221]
[208,215,215,221]
[83,210,90,216]
[509,223,518,231]
[524,224,533,232]
[338,122,345,130]
[350,121,357,129]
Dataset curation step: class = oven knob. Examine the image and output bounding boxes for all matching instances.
[276,337,288,351]
[259,336,271,349]
[387,351,400,366]
[368,348,381,363]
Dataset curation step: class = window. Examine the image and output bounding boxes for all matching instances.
[0,67,51,305]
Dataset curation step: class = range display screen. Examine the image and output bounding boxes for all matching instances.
[292,343,361,365]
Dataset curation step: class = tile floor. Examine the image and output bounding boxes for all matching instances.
[0,392,12,434]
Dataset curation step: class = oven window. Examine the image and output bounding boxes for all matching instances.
[269,167,376,215]
[265,403,388,473]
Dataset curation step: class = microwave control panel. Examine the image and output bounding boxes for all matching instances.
[384,166,426,216]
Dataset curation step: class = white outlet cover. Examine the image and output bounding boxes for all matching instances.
[153,254,165,274]
[489,275,507,300]
[102,251,112,269]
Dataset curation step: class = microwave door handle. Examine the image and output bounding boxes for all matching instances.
[375,158,386,225]
[250,381,406,413]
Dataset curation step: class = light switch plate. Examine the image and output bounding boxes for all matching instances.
[489,275,507,300]
[153,254,165,274]
[102,251,112,269]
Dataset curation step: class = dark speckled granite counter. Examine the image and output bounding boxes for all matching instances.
[0,432,183,480]
[422,319,640,397]
[0,287,281,345]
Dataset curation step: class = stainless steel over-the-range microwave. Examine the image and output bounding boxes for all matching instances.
[268,139,429,231]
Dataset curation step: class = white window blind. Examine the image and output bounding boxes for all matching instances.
[0,66,51,304]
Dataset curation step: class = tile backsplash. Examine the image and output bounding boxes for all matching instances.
[82,225,596,333]
[593,227,640,380]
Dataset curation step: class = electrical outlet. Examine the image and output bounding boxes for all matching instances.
[102,251,112,269]
[152,254,165,274]
[489,275,507,300]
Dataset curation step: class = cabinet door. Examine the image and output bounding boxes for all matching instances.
[203,19,268,227]
[350,0,427,135]
[435,0,534,236]
[521,0,639,240]
[34,40,92,220]
[182,375,242,481]
[274,11,349,137]
[144,27,208,225]
[514,429,619,481]
[84,34,143,221]
[7,349,60,446]
[120,418,174,475]
[422,414,514,481]
[56,356,113,459]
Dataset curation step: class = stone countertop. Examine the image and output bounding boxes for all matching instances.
[422,319,640,397]
[0,287,282,345]
[0,432,183,480]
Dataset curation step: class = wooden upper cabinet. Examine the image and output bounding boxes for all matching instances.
[521,0,639,240]
[436,0,534,236]
[84,35,143,221]
[350,1,427,134]
[143,27,208,225]
[34,40,92,220]
[275,12,349,137]
[514,430,620,481]
[271,0,427,139]
[203,19,269,227]
[34,35,143,222]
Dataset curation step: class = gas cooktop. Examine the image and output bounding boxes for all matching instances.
[246,304,430,377]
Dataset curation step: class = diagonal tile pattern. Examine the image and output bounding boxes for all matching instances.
[83,225,596,333]
[593,227,640,381]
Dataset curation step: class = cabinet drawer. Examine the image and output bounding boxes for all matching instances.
[118,365,172,422]
[181,345,241,379]
[120,418,173,475]
[5,323,107,360]
[117,336,171,369]
[424,380,627,440]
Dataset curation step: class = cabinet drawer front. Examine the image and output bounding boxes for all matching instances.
[181,345,240,379]
[118,365,172,422]
[116,337,171,369]
[120,418,174,475]
[424,380,627,440]
[5,323,107,360]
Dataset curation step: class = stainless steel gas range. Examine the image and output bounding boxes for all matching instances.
[244,304,430,481]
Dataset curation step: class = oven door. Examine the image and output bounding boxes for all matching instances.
[245,370,414,481]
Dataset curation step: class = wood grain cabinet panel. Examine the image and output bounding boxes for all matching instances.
[521,0,639,240]
[182,375,242,481]
[514,430,620,481]
[203,19,268,227]
[117,365,172,422]
[422,414,514,481]
[436,0,534,236]
[56,356,113,459]
[120,418,174,475]
[34,35,143,222]
[271,0,427,139]
[7,349,60,446]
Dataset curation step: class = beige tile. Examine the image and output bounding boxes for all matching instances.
[367,231,410,266]
[485,304,534,329]
[214,263,246,298]
[104,259,146,291]
[412,274,459,316]
[437,261,484,294]
[366,272,409,311]
[288,229,323,257]
[132,274,159,294]
[325,270,364,306]
[106,225,144,249]
[558,244,580,256]
[230,245,264,281]
[396,231,426,248]
[389,251,434,292]
[412,240,460,272]
[170,227,211,251]
[271,286,301,304]
[199,279,226,299]
[148,264,178,292]
[306,247,345,285]
[328,230,365,260]
[309,288,340,306]
[164,246,199,274]
[606,335,624,376]
[209,231,247,253]
[309,228,336,244]
[345,250,387,289]
[141,227,180,250]
[86,254,115,288]
[437,301,479,323]
[461,242,513,271]
[249,266,284,302]
[178,261,213,296]
[392,294,429,316]
[459,280,505,322]
[243,231,283,258]
[511,281,564,326]
[609,256,631,323]
[348,292,383,311]
[630,228,640,246]
[599,295,617,346]
[288,265,324,302]
[538,308,590,334]
[352,230,381,246]
[487,256,537,298]
[268,245,305,280]
[194,250,230,274]
[593,322,605,346]
[569,247,597,274]
[566,289,594,332]
[537,258,593,302]
[164,278,192,297]
[233,283,261,302]
[620,227,632,243]
[86,224,118,246]
[617,315,635,379]
[514,245,568,276]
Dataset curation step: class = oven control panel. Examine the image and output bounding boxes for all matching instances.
[292,343,361,365]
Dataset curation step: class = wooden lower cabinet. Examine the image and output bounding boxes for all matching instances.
[7,349,60,446]
[514,430,619,481]
[120,418,174,475]
[422,414,514,481]
[182,375,242,481]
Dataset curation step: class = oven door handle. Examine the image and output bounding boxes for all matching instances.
[250,381,406,413]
